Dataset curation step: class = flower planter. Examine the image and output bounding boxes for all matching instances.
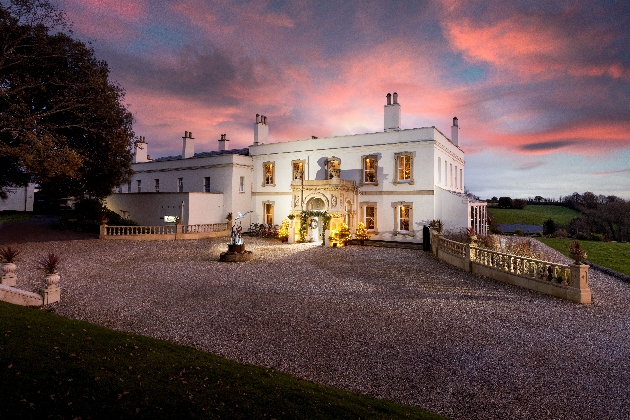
[1,262,17,287]
[228,244,245,253]
[44,273,60,289]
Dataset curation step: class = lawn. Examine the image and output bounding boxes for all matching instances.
[537,237,630,277]
[0,301,446,420]
[488,205,580,225]
[0,212,37,224]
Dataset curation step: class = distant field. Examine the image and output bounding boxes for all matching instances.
[488,205,580,225]
[537,238,630,277]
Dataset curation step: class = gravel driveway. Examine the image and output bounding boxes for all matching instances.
[2,217,630,419]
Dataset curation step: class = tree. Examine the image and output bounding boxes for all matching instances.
[0,0,134,200]
[498,197,513,209]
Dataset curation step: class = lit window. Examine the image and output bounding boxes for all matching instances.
[263,162,275,186]
[264,202,274,225]
[204,177,210,193]
[392,201,413,235]
[239,176,245,192]
[154,179,159,192]
[326,157,341,179]
[394,152,414,184]
[399,205,410,231]
[178,178,183,192]
[292,160,305,180]
[365,206,375,230]
[136,180,141,193]
[362,155,377,184]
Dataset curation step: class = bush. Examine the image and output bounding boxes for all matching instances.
[512,199,528,210]
[514,229,524,236]
[590,233,605,241]
[551,229,568,238]
[498,197,513,208]
[576,232,590,240]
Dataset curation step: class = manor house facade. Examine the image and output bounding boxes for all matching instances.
[106,93,487,242]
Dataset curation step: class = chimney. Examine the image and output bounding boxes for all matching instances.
[182,131,194,159]
[218,133,229,151]
[133,136,148,163]
[253,114,269,145]
[451,117,459,146]
[384,92,401,132]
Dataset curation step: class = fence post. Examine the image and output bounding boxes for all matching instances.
[99,224,107,239]
[568,264,591,304]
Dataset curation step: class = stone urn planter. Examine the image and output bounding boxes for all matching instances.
[228,244,245,253]
[44,272,60,289]
[570,249,587,264]
[1,262,17,287]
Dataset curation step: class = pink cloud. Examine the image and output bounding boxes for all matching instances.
[59,0,147,41]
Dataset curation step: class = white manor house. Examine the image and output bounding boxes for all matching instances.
[106,93,487,243]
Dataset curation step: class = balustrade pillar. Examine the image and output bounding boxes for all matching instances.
[568,264,591,304]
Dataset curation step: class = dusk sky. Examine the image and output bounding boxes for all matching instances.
[53,0,630,199]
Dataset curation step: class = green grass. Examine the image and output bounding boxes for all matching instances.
[0,212,37,225]
[488,205,580,225]
[537,238,630,277]
[0,302,446,420]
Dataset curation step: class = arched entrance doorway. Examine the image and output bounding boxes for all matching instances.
[305,197,326,242]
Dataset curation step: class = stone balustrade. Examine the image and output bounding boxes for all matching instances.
[100,223,229,240]
[473,247,571,285]
[431,231,591,304]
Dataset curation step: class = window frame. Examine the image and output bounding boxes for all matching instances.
[154,179,159,192]
[262,162,275,187]
[360,202,378,233]
[393,152,414,185]
[392,201,414,236]
[177,178,184,193]
[291,159,305,181]
[360,155,378,186]
[204,177,211,193]
[136,180,142,193]
[239,176,245,193]
[263,200,274,225]
[326,156,341,179]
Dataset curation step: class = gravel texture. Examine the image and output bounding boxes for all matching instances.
[2,217,630,419]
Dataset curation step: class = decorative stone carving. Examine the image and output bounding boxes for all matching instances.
[331,195,337,208]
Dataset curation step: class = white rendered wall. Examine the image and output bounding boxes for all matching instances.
[0,184,35,212]
[105,192,224,226]
[434,186,470,232]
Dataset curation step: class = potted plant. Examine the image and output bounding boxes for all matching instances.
[37,252,61,289]
[568,240,587,264]
[1,246,20,286]
[429,219,444,234]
